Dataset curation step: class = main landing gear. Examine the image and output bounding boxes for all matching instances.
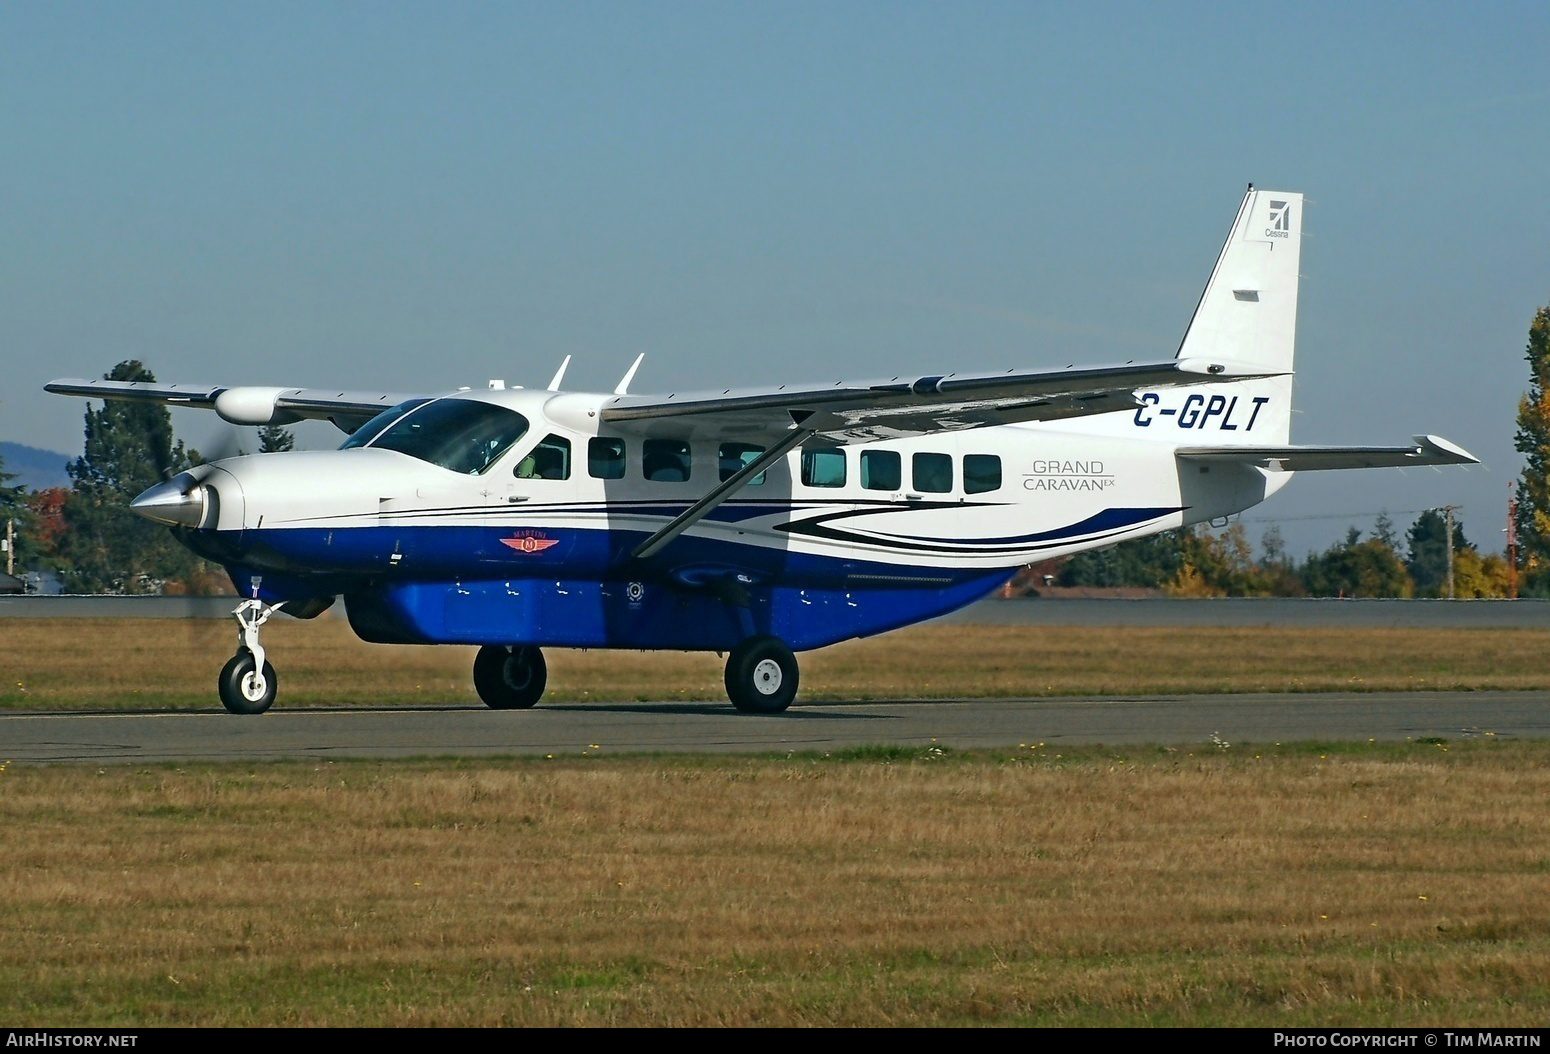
[724,635,799,714]
[219,597,279,715]
[467,637,799,713]
[473,645,548,709]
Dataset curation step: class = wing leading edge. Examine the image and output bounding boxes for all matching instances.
[601,356,1277,443]
[43,379,416,432]
[48,355,1278,444]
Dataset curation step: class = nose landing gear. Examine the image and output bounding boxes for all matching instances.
[218,597,279,714]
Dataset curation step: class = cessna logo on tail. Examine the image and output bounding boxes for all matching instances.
[1266,200,1291,238]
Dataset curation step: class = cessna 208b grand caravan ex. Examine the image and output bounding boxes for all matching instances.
[47,187,1476,715]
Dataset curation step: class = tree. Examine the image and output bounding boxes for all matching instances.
[258,425,295,453]
[1168,524,1277,597]
[1451,548,1513,598]
[24,487,70,568]
[1513,304,1550,586]
[0,450,26,576]
[1058,530,1184,588]
[60,360,209,593]
[1405,510,1472,598]
[1301,527,1413,598]
[0,450,23,517]
[1256,525,1307,596]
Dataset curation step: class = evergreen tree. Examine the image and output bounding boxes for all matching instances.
[1405,510,1471,598]
[60,360,207,593]
[0,451,25,577]
[0,450,22,515]
[1058,530,1185,588]
[258,425,296,453]
[1257,525,1307,596]
[1513,304,1550,584]
[1374,512,1399,551]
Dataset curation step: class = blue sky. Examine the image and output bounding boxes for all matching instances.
[3,2,1547,555]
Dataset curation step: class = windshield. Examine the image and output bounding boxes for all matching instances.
[339,399,432,449]
[352,398,530,474]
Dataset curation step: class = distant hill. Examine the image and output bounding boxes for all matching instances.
[0,442,72,491]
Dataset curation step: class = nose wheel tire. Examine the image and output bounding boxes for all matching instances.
[218,649,277,715]
[473,645,548,709]
[725,635,799,714]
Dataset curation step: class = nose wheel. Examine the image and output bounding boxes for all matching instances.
[724,635,799,713]
[219,598,280,714]
[218,649,277,714]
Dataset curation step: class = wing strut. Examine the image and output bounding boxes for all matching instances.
[630,426,814,561]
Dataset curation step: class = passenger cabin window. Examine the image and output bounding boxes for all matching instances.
[801,449,846,488]
[588,437,626,479]
[719,442,767,485]
[860,450,901,491]
[643,439,692,482]
[912,452,952,494]
[354,398,529,475]
[963,454,1002,494]
[515,434,571,480]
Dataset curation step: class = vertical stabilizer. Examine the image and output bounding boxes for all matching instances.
[1172,187,1302,442]
[1177,187,1302,374]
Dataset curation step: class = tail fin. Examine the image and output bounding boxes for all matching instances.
[1177,187,1302,372]
[1174,186,1302,441]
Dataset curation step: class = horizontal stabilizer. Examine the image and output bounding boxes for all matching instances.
[1175,434,1478,472]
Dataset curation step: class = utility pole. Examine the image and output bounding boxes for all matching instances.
[1435,504,1462,599]
[1507,483,1519,599]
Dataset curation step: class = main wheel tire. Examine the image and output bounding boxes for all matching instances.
[724,635,799,714]
[218,649,277,715]
[473,645,547,709]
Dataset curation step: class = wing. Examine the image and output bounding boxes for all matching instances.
[44,379,420,433]
[1175,434,1479,471]
[601,356,1278,442]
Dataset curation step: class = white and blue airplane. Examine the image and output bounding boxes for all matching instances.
[47,187,1476,715]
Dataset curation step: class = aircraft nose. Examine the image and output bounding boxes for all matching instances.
[130,475,210,528]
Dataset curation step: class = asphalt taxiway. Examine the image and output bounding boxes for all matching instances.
[4,691,1546,764]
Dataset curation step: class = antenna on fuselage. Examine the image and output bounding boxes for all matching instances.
[547,355,572,392]
[614,353,645,396]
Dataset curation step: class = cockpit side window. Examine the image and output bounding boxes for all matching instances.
[515,434,572,480]
[362,399,530,475]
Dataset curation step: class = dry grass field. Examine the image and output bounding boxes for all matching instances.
[4,617,1549,1026]
[3,617,1549,709]
[3,744,1549,1026]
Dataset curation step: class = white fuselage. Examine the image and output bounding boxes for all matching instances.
[193,381,1291,576]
